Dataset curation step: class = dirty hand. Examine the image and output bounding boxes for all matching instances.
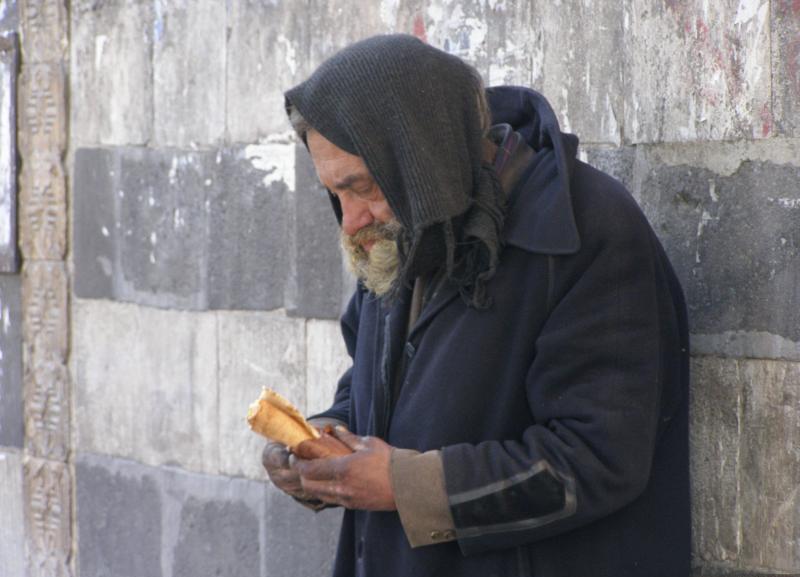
[262,440,309,499]
[292,427,396,511]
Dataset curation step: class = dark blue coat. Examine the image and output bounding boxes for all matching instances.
[314,87,690,577]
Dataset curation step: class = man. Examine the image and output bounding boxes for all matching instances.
[262,35,690,577]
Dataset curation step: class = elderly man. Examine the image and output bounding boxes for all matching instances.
[262,35,690,577]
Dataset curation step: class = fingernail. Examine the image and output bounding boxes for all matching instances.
[335,425,347,432]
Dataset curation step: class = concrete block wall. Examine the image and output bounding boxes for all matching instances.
[0,1,794,576]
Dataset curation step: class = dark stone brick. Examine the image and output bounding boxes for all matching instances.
[640,160,800,343]
[206,147,287,311]
[0,34,18,273]
[73,148,119,300]
[116,148,212,309]
[263,484,341,577]
[173,496,260,577]
[286,144,346,320]
[76,458,163,577]
[0,274,22,448]
[584,146,636,192]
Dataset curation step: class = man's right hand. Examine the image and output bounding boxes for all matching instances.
[262,441,306,498]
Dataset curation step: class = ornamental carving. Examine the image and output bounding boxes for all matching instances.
[24,355,69,460]
[18,62,66,157]
[20,153,66,260]
[23,457,71,577]
[22,261,68,361]
[19,0,67,63]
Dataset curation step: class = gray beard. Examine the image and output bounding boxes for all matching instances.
[341,220,402,296]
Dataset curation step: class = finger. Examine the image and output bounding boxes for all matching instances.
[300,478,350,507]
[294,456,345,481]
[331,426,369,451]
[262,443,290,471]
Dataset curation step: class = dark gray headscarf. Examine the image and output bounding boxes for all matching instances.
[285,34,505,308]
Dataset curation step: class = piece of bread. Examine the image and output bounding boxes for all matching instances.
[247,388,320,450]
[294,425,354,459]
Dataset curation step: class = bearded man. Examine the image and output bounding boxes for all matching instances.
[262,35,690,577]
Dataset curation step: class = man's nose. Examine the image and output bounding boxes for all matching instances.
[340,195,373,237]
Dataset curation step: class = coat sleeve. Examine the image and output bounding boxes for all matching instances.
[307,287,363,426]
[441,208,671,555]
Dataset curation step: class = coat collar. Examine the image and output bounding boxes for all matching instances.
[486,87,582,256]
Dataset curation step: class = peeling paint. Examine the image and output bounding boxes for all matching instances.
[244,142,296,192]
[95,35,109,70]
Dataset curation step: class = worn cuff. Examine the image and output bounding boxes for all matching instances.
[391,448,457,548]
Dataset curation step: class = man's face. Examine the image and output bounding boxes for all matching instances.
[307,130,401,295]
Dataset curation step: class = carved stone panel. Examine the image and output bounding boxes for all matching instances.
[24,356,69,460]
[19,0,67,63]
[19,152,66,260]
[18,62,65,157]
[22,261,68,362]
[23,457,71,577]
[0,34,19,272]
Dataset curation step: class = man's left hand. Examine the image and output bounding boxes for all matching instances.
[292,427,396,511]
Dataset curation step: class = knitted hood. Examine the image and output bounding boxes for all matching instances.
[285,34,505,308]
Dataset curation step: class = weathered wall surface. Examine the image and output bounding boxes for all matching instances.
[0,0,796,576]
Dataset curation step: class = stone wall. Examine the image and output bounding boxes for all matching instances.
[0,1,797,576]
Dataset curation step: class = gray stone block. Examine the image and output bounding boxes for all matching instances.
[287,143,346,320]
[70,0,154,145]
[772,0,800,137]
[0,274,23,448]
[739,360,800,572]
[689,358,741,564]
[174,497,260,577]
[0,449,24,577]
[76,457,163,577]
[225,1,308,141]
[73,299,219,474]
[74,145,294,311]
[638,160,800,352]
[76,452,295,577]
[73,148,118,300]
[0,34,17,272]
[622,0,770,143]
[0,0,18,33]
[583,146,636,192]
[263,484,342,577]
[153,0,225,146]
[217,309,306,480]
[116,147,211,309]
[206,146,288,311]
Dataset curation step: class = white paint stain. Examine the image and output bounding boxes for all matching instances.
[95,35,109,70]
[768,197,800,209]
[380,0,400,28]
[277,34,298,77]
[0,59,12,249]
[149,252,156,264]
[734,0,761,25]
[709,180,718,202]
[101,226,110,237]
[244,142,296,191]
[695,210,717,263]
[204,178,212,187]
[173,208,184,229]
[150,232,157,245]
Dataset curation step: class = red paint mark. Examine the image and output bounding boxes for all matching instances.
[776,0,800,16]
[787,39,800,91]
[760,102,774,137]
[413,13,428,43]
[695,17,709,43]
